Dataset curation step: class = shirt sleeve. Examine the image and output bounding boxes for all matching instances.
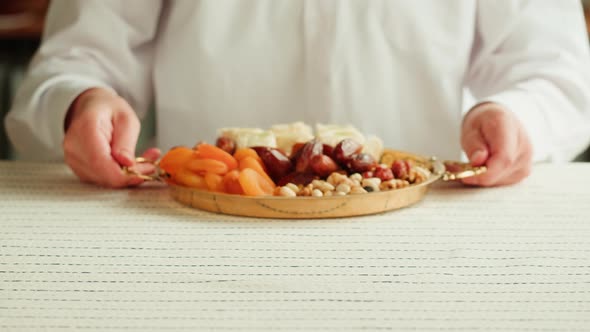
[465,0,590,162]
[4,0,162,160]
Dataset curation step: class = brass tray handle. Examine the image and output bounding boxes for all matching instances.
[440,160,487,181]
[381,152,486,182]
[122,157,487,183]
[121,157,163,181]
[120,153,488,218]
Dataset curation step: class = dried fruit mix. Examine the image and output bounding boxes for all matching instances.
[159,123,432,196]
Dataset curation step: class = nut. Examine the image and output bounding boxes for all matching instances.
[285,183,300,194]
[349,173,363,182]
[379,180,395,191]
[413,166,430,184]
[326,172,349,186]
[298,187,312,196]
[379,179,409,190]
[279,186,297,197]
[311,179,335,193]
[350,186,368,194]
[335,183,351,194]
[361,177,381,192]
[312,189,324,197]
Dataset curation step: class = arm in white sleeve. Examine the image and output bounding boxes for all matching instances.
[465,0,590,162]
[4,0,162,160]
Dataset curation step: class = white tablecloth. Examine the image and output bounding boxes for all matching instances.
[1,162,589,331]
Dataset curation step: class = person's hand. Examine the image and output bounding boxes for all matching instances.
[63,87,160,188]
[460,103,533,187]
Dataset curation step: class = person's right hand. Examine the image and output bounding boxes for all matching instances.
[63,87,160,188]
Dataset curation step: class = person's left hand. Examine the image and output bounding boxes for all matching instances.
[460,103,533,187]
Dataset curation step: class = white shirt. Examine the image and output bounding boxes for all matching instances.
[6,0,590,162]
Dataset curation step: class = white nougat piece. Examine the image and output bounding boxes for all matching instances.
[362,135,384,161]
[271,122,314,154]
[315,123,366,147]
[218,127,277,148]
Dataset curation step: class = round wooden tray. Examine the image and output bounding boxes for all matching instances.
[164,149,482,219]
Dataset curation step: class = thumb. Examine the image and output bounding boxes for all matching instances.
[461,127,489,167]
[111,108,141,167]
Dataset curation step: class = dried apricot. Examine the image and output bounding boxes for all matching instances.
[233,148,262,163]
[173,169,207,189]
[196,143,238,171]
[204,172,225,192]
[239,156,274,184]
[239,168,276,196]
[186,158,229,175]
[222,170,244,195]
[159,147,195,176]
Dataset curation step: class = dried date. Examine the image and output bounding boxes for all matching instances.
[215,137,236,155]
[374,165,394,181]
[310,154,339,178]
[392,160,411,180]
[277,172,317,186]
[348,153,377,173]
[251,147,293,182]
[333,139,363,166]
[294,140,323,173]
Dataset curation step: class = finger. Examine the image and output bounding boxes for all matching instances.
[461,153,516,187]
[79,120,141,188]
[465,157,512,186]
[94,160,144,188]
[111,106,141,167]
[90,152,136,188]
[64,117,120,186]
[133,148,161,175]
[67,146,144,188]
[461,108,490,167]
[470,113,519,186]
[461,167,489,186]
[125,176,146,187]
[462,141,529,187]
[141,147,161,163]
[472,151,532,187]
[63,95,142,188]
[492,165,531,186]
[489,132,533,186]
[480,112,518,159]
[64,153,96,185]
[461,128,489,167]
[128,163,157,176]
